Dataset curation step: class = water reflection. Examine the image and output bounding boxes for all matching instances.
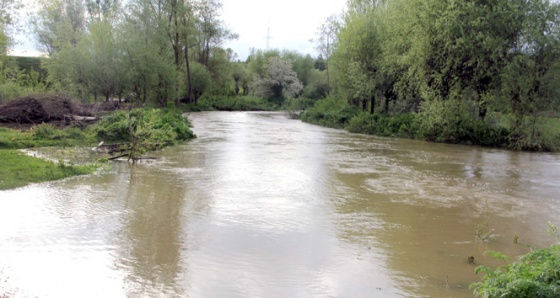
[116,164,186,296]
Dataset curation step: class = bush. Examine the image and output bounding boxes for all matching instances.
[414,99,479,143]
[90,108,195,143]
[301,97,359,128]
[471,245,560,298]
[347,112,417,137]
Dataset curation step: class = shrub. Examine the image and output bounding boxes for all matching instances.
[301,97,359,128]
[90,108,195,143]
[471,245,560,298]
[347,112,417,137]
[33,123,64,139]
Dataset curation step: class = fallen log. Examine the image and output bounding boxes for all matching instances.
[108,154,128,161]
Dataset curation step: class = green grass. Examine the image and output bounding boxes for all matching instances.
[0,107,197,190]
[0,125,93,149]
[0,149,98,190]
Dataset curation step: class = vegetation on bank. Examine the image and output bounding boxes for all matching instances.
[0,149,97,190]
[471,224,560,298]
[0,106,196,190]
[183,95,278,112]
[471,244,560,298]
[299,0,560,152]
[301,97,560,151]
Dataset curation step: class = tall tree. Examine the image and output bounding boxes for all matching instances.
[0,0,22,56]
[315,14,339,88]
[194,0,238,67]
[34,0,86,55]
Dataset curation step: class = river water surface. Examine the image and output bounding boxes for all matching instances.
[1,111,559,297]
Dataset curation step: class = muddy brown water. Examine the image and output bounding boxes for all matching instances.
[1,111,559,297]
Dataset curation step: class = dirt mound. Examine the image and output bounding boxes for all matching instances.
[0,94,89,124]
[0,94,127,126]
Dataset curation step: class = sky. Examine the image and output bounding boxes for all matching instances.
[9,0,348,58]
[220,0,347,60]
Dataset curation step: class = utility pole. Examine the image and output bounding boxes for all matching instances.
[265,21,272,50]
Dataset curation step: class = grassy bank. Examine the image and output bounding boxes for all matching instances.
[0,125,99,189]
[0,108,196,190]
[0,149,98,190]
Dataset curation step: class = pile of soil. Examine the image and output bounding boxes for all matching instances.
[0,94,121,126]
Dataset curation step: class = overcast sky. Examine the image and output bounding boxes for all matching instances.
[10,0,347,58]
[221,0,347,60]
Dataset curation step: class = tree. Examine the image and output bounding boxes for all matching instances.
[231,62,246,95]
[315,14,339,88]
[250,57,303,105]
[194,0,238,67]
[85,0,118,23]
[120,0,176,104]
[34,0,86,55]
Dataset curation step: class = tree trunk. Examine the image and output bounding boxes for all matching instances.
[185,45,194,103]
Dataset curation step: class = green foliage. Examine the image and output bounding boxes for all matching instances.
[0,56,47,101]
[190,62,213,101]
[347,112,416,137]
[314,0,560,151]
[301,96,359,128]
[471,245,560,298]
[505,116,560,152]
[32,123,64,139]
[91,108,195,144]
[414,99,511,147]
[0,125,89,149]
[0,149,97,190]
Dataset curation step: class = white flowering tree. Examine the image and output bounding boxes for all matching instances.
[250,57,303,104]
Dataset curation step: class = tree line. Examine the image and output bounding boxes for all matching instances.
[0,0,332,107]
[309,0,560,151]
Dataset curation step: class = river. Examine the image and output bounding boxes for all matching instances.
[1,111,559,297]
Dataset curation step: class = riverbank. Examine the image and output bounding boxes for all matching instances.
[300,97,560,152]
[0,107,195,190]
[181,95,315,113]
[0,149,98,190]
[0,125,100,190]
